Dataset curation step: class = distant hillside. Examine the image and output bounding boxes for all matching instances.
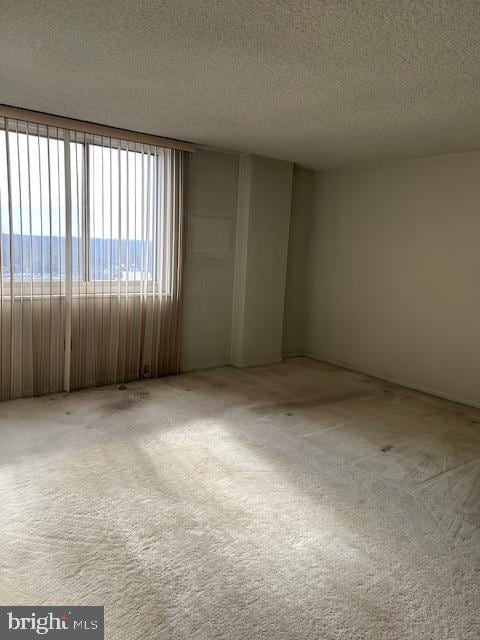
[1,234,152,280]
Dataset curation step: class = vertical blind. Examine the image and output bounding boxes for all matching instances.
[0,116,186,400]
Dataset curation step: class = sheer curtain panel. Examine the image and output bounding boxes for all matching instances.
[0,116,186,400]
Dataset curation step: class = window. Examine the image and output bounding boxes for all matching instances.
[0,109,186,400]
[0,127,66,282]
[86,142,156,282]
[0,123,160,288]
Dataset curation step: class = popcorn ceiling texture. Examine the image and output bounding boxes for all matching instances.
[2,1,480,168]
[1,359,479,639]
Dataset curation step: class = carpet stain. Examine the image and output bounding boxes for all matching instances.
[251,390,372,415]
[193,458,209,474]
[104,389,150,414]
[133,390,150,400]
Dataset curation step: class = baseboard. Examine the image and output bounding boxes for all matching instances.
[182,355,296,372]
[304,351,480,410]
[229,357,283,368]
[180,359,230,373]
[282,351,306,359]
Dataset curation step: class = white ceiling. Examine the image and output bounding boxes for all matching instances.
[2,1,480,169]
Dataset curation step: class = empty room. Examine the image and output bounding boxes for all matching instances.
[1,1,479,638]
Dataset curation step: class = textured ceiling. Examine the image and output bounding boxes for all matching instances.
[2,1,480,169]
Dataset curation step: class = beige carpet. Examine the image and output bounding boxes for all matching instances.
[1,358,479,639]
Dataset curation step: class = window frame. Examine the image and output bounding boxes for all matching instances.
[1,123,164,296]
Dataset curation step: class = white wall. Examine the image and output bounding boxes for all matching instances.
[282,166,314,356]
[181,150,296,372]
[305,151,480,407]
[231,155,293,367]
[180,149,239,371]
